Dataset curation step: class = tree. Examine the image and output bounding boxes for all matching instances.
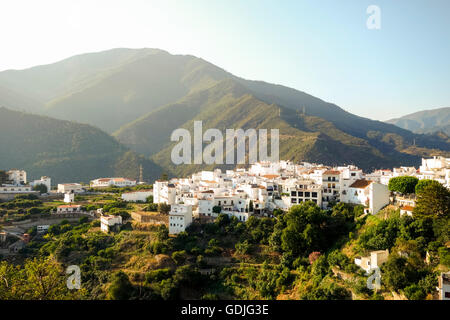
[280,202,329,257]
[249,200,254,212]
[415,179,441,195]
[155,225,169,242]
[0,257,80,300]
[414,183,450,218]
[158,203,170,214]
[212,206,222,214]
[146,195,154,203]
[32,184,48,194]
[108,271,133,300]
[388,176,418,194]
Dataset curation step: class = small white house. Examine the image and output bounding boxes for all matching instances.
[100,215,123,233]
[30,176,51,192]
[90,178,136,188]
[169,204,193,235]
[64,192,75,203]
[355,249,389,273]
[400,205,414,217]
[7,169,27,185]
[37,225,50,233]
[438,272,450,300]
[121,190,153,202]
[56,205,82,214]
[57,183,84,194]
[344,179,389,214]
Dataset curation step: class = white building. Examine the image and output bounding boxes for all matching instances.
[56,205,82,214]
[355,249,389,273]
[169,204,193,234]
[438,272,450,300]
[37,225,50,233]
[7,169,27,185]
[30,176,51,192]
[400,205,414,217]
[90,177,136,188]
[0,185,33,194]
[57,183,84,194]
[153,180,176,205]
[279,178,322,209]
[121,190,153,202]
[100,215,123,233]
[341,179,389,214]
[64,192,75,203]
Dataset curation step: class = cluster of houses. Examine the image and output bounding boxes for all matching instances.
[149,157,450,236]
[0,169,51,200]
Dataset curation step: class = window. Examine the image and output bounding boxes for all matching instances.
[351,173,356,176]
[291,198,297,203]
[445,292,450,298]
[291,191,297,197]
[305,192,310,197]
[298,192,304,197]
[312,192,317,198]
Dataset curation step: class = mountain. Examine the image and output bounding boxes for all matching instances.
[0,48,449,177]
[0,107,162,184]
[0,48,230,133]
[115,78,450,176]
[386,107,450,135]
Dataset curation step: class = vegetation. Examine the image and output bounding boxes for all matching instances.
[388,176,419,194]
[0,190,448,300]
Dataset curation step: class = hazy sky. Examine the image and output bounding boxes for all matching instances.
[0,0,449,120]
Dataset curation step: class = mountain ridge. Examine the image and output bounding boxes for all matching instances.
[0,48,449,179]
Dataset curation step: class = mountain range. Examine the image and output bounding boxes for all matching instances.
[386,107,450,135]
[0,48,449,182]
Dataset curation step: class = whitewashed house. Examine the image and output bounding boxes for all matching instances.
[30,176,51,192]
[169,204,193,234]
[438,272,450,300]
[100,215,123,233]
[56,205,82,214]
[121,190,153,202]
[355,249,389,273]
[7,169,27,185]
[90,177,136,188]
[343,179,389,214]
[64,192,75,203]
[57,183,84,194]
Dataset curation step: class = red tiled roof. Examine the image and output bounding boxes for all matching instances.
[323,170,340,175]
[262,174,279,179]
[349,179,373,189]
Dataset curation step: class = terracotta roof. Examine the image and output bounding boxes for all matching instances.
[262,174,279,179]
[323,170,340,175]
[401,205,414,211]
[349,179,373,189]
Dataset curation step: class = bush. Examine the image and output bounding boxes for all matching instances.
[171,250,187,265]
[438,247,450,267]
[145,269,171,283]
[404,284,426,300]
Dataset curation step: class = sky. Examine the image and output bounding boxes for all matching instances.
[0,0,449,120]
